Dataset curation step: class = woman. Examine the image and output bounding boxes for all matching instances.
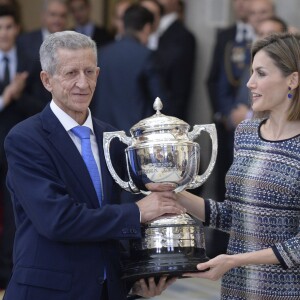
[178,33,300,299]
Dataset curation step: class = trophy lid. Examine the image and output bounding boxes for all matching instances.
[130,98,190,137]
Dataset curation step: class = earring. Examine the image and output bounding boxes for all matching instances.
[288,87,293,99]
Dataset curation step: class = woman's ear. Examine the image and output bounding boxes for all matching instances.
[289,71,299,90]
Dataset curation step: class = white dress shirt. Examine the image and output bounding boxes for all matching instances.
[50,100,101,173]
[0,47,17,111]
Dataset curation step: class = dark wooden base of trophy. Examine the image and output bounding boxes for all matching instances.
[122,247,209,284]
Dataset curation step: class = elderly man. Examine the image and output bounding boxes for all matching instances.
[3,31,181,300]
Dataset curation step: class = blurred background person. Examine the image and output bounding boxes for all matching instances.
[17,0,69,103]
[67,0,113,48]
[230,15,288,128]
[111,0,133,40]
[207,0,274,204]
[207,0,257,201]
[0,0,22,31]
[206,0,254,238]
[177,0,184,22]
[91,3,166,134]
[247,0,275,35]
[140,0,163,50]
[0,4,47,290]
[156,0,196,120]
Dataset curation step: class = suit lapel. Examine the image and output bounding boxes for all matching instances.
[41,105,100,208]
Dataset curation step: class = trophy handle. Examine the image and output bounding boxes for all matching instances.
[103,131,140,193]
[187,124,218,189]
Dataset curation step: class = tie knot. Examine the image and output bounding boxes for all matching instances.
[3,56,9,63]
[71,126,91,140]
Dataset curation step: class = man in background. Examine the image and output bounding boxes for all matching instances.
[207,0,256,201]
[111,0,133,40]
[91,4,167,134]
[206,0,254,258]
[67,0,113,48]
[0,4,45,290]
[140,0,164,50]
[17,0,69,102]
[230,15,288,127]
[156,0,196,120]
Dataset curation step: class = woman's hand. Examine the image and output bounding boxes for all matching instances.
[183,254,235,281]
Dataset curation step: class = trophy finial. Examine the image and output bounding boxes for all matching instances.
[153,97,163,114]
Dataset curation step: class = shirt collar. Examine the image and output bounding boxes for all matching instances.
[50,100,94,134]
[42,28,51,41]
[236,21,255,43]
[75,22,94,37]
[158,12,178,36]
[0,47,16,61]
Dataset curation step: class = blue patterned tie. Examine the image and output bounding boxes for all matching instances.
[71,126,102,206]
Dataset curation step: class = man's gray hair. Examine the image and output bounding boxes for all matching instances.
[40,31,97,75]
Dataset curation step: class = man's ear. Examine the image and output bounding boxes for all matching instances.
[40,71,53,92]
[139,23,152,45]
[144,23,153,35]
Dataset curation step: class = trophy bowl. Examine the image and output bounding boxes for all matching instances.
[103,98,217,283]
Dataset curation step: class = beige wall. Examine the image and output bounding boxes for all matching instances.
[20,0,105,32]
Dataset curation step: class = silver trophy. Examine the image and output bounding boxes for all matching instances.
[103,98,217,282]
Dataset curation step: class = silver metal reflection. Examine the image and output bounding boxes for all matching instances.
[103,98,218,281]
[103,97,217,194]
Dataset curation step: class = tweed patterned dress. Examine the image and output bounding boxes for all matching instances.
[205,118,300,299]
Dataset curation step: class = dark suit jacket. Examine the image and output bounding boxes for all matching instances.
[91,36,167,133]
[91,25,113,48]
[17,29,43,66]
[155,19,196,120]
[17,29,52,102]
[3,104,142,300]
[0,44,48,171]
[206,24,251,116]
[207,25,236,114]
[71,24,113,48]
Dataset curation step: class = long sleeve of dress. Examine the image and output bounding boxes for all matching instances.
[203,198,233,233]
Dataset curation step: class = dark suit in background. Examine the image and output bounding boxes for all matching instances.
[17,29,52,102]
[91,36,166,133]
[156,17,196,121]
[206,22,252,258]
[17,29,42,65]
[89,24,113,48]
[91,4,167,133]
[67,0,113,48]
[91,4,167,205]
[72,23,113,48]
[207,23,252,201]
[207,25,236,115]
[0,44,48,289]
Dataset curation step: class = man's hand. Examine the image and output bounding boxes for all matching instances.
[2,71,29,107]
[145,182,177,192]
[136,189,186,223]
[131,276,177,298]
